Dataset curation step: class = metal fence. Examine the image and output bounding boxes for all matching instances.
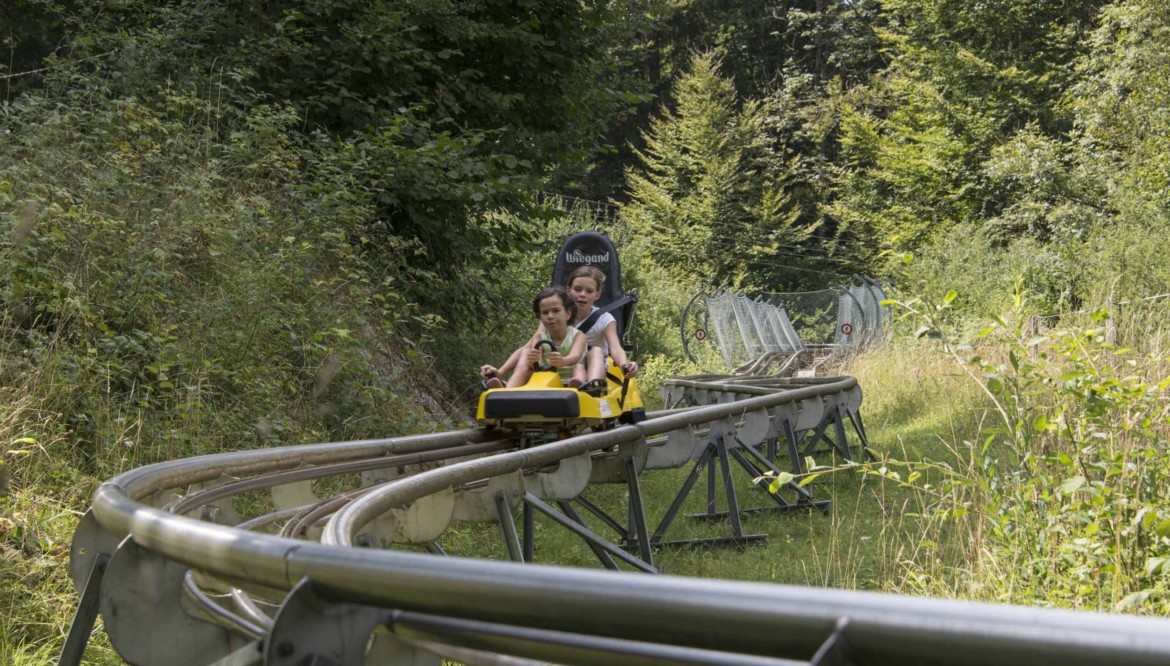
[686,278,891,372]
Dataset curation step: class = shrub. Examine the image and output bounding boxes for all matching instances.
[869,290,1170,611]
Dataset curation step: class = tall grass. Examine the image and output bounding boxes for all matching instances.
[0,317,120,663]
[444,300,1170,617]
[844,292,1170,612]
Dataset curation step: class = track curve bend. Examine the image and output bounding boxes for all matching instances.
[63,376,1170,666]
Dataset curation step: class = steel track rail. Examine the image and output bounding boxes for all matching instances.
[66,378,1170,665]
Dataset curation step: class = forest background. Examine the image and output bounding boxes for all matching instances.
[4,0,1170,662]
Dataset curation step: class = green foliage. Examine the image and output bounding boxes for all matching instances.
[17,0,637,298]
[1071,0,1170,230]
[830,78,980,258]
[623,52,812,290]
[870,291,1170,611]
[824,0,1107,270]
[0,75,450,459]
[899,224,1079,318]
[981,128,1107,241]
[879,0,1105,134]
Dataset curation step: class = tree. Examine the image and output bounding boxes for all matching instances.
[1072,0,1170,228]
[623,53,810,289]
[822,0,1108,266]
[24,0,637,306]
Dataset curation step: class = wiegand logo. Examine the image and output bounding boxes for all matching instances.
[564,248,610,264]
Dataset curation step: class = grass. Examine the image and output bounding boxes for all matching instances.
[7,316,1170,663]
[439,341,992,596]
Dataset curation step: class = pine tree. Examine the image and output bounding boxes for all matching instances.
[622,52,809,288]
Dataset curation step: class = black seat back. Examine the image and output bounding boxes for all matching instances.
[551,231,634,339]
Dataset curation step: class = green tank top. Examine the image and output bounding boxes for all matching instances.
[539,326,580,383]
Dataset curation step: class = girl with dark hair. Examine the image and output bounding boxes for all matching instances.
[480,286,587,389]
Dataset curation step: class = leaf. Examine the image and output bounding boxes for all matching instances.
[1146,557,1168,576]
[1032,414,1054,431]
[1060,476,1085,494]
[1155,519,1170,538]
[986,376,1003,395]
[767,471,795,494]
[798,472,823,487]
[943,290,957,304]
[1117,590,1152,612]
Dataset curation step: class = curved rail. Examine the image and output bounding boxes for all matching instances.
[63,377,1170,666]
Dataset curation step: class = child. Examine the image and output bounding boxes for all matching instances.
[481,286,588,389]
[565,265,638,392]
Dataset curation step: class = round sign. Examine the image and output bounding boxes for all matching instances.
[840,323,853,335]
[694,328,708,341]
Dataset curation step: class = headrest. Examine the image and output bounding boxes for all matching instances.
[551,231,628,336]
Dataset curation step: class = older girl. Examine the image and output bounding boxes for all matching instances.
[565,266,637,393]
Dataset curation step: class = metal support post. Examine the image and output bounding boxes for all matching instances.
[810,619,854,666]
[520,494,655,573]
[706,456,718,516]
[624,456,654,567]
[58,554,109,666]
[572,495,629,541]
[650,443,716,544]
[714,436,744,538]
[523,501,535,563]
[495,491,524,563]
[832,406,853,461]
[780,418,806,475]
[845,409,874,461]
[801,414,833,459]
[554,499,623,570]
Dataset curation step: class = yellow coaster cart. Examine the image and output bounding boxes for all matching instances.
[477,342,646,440]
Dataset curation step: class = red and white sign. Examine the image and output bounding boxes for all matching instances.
[694,328,708,341]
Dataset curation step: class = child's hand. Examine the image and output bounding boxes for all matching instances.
[526,348,543,367]
[549,352,568,368]
[480,365,498,380]
[621,361,638,376]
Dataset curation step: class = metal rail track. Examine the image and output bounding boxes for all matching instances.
[62,376,1170,665]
